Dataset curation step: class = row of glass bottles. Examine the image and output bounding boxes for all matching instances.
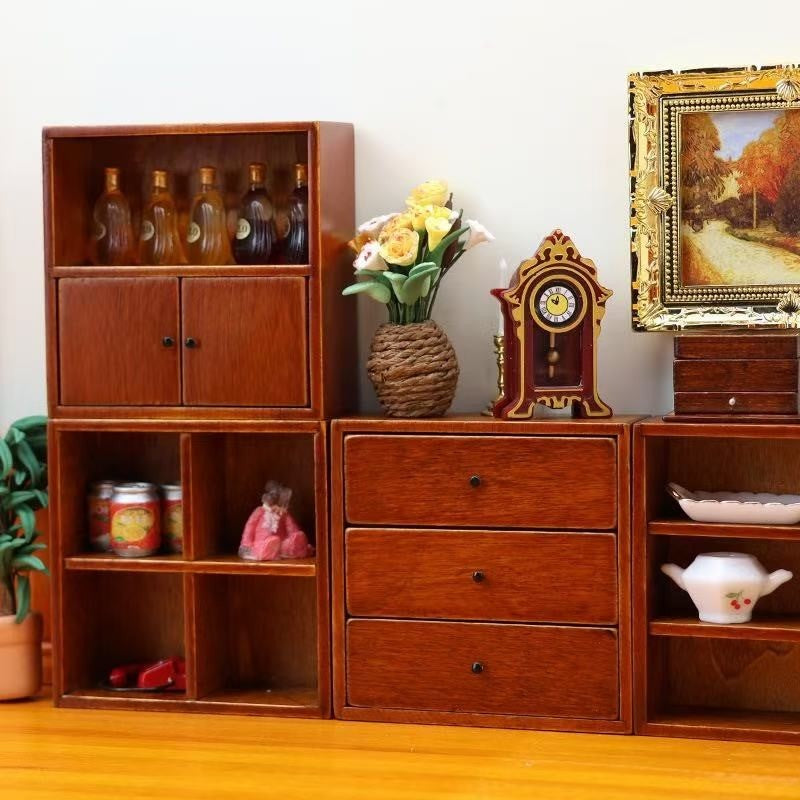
[90,163,308,266]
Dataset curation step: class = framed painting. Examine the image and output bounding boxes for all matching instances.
[630,65,800,330]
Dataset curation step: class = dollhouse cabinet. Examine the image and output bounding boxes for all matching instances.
[45,122,355,716]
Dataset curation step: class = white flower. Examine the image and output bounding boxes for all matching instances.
[465,219,495,250]
[354,240,388,272]
[357,213,399,239]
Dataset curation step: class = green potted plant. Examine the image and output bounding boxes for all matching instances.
[0,415,48,700]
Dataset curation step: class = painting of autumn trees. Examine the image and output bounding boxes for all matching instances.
[680,109,800,286]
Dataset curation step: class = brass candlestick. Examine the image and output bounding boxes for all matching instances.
[482,334,505,416]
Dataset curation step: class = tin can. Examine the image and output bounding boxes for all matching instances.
[87,480,115,552]
[109,482,161,557]
[160,484,183,554]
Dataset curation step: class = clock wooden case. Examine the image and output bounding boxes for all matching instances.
[44,122,355,717]
[492,229,612,419]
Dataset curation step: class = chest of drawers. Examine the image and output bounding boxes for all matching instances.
[331,416,635,733]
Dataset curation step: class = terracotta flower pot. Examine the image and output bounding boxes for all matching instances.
[366,320,459,417]
[0,612,42,700]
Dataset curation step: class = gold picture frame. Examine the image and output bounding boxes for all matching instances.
[630,65,800,330]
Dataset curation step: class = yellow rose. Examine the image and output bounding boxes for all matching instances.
[406,179,449,208]
[425,217,452,251]
[379,228,420,267]
[378,213,413,243]
[409,204,452,231]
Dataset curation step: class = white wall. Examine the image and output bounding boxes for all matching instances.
[1,0,797,426]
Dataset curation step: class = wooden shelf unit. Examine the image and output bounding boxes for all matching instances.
[634,418,800,744]
[45,122,355,717]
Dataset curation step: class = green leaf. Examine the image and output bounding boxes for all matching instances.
[12,554,47,573]
[5,427,25,446]
[725,592,739,598]
[15,504,35,538]
[408,261,437,278]
[0,439,12,480]
[382,272,411,304]
[10,416,47,433]
[0,538,28,554]
[342,281,391,304]
[15,574,30,623]
[3,490,38,509]
[403,266,440,303]
[428,226,469,267]
[33,489,48,509]
[12,439,41,486]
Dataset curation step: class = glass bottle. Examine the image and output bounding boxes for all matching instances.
[186,166,233,265]
[233,162,275,264]
[139,169,186,266]
[284,163,309,264]
[90,167,136,265]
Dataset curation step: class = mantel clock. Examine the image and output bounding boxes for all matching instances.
[492,229,613,418]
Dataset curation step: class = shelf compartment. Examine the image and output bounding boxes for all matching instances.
[187,431,318,561]
[47,130,310,268]
[649,519,800,541]
[646,707,800,739]
[650,616,800,642]
[65,552,187,572]
[60,571,188,701]
[54,429,182,557]
[191,574,318,711]
[191,555,316,576]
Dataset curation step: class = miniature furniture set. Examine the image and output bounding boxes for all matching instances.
[43,120,800,748]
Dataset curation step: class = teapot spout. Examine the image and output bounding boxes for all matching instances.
[661,563,686,591]
[764,569,793,597]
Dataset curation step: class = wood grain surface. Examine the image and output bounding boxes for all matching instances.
[7,697,800,800]
[675,334,800,360]
[181,277,308,407]
[674,391,798,415]
[343,434,617,529]
[673,359,798,393]
[345,528,617,624]
[58,277,181,405]
[346,619,619,719]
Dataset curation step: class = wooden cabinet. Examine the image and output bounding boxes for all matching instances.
[44,122,355,719]
[332,416,635,733]
[634,418,800,745]
[58,278,180,406]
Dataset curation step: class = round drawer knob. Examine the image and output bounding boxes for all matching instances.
[162,336,175,348]
[472,570,485,583]
[469,475,482,488]
[185,337,198,349]
[471,661,485,674]
[728,396,737,407]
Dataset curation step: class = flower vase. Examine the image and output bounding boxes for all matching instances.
[366,320,459,417]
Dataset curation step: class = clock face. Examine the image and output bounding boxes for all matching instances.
[537,284,577,326]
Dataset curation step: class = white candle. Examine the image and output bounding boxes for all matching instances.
[496,258,509,335]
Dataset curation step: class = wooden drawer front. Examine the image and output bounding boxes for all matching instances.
[674,359,798,394]
[345,529,617,624]
[675,335,800,360]
[343,435,617,529]
[346,620,619,719]
[674,391,798,415]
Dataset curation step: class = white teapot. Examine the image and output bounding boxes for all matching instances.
[661,552,793,624]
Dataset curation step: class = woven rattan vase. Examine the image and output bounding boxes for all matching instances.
[366,320,459,417]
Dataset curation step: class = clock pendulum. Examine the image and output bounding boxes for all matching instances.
[547,333,559,380]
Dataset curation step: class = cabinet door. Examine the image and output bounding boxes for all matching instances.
[58,278,180,406]
[181,277,308,407]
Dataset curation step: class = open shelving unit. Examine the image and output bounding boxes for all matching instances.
[44,122,355,717]
[634,418,800,743]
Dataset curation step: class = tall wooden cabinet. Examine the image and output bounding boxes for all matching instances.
[44,122,355,716]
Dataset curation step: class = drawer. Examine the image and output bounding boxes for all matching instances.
[343,435,617,529]
[674,391,798,415]
[345,528,617,624]
[675,334,800,360]
[673,359,798,394]
[346,619,619,719]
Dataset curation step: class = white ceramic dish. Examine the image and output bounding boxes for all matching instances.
[667,483,800,525]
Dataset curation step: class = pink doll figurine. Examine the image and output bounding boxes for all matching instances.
[239,481,315,561]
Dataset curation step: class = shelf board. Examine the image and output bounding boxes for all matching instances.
[192,555,316,576]
[63,687,189,705]
[649,519,800,541]
[64,552,187,572]
[198,686,318,709]
[646,707,800,738]
[50,264,312,279]
[650,615,800,642]
[64,552,316,576]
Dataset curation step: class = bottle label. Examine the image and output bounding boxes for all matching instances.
[93,222,107,241]
[141,220,155,241]
[187,222,201,243]
[235,218,252,240]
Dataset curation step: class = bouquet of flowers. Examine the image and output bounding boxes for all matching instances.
[343,180,494,323]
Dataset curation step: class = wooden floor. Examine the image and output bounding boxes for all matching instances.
[4,699,800,799]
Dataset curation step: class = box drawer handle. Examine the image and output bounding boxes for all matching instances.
[471,661,485,674]
[728,396,737,407]
[471,570,485,583]
[469,475,482,488]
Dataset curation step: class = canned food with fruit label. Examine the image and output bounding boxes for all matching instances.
[88,480,115,552]
[110,483,161,557]
[160,484,183,554]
